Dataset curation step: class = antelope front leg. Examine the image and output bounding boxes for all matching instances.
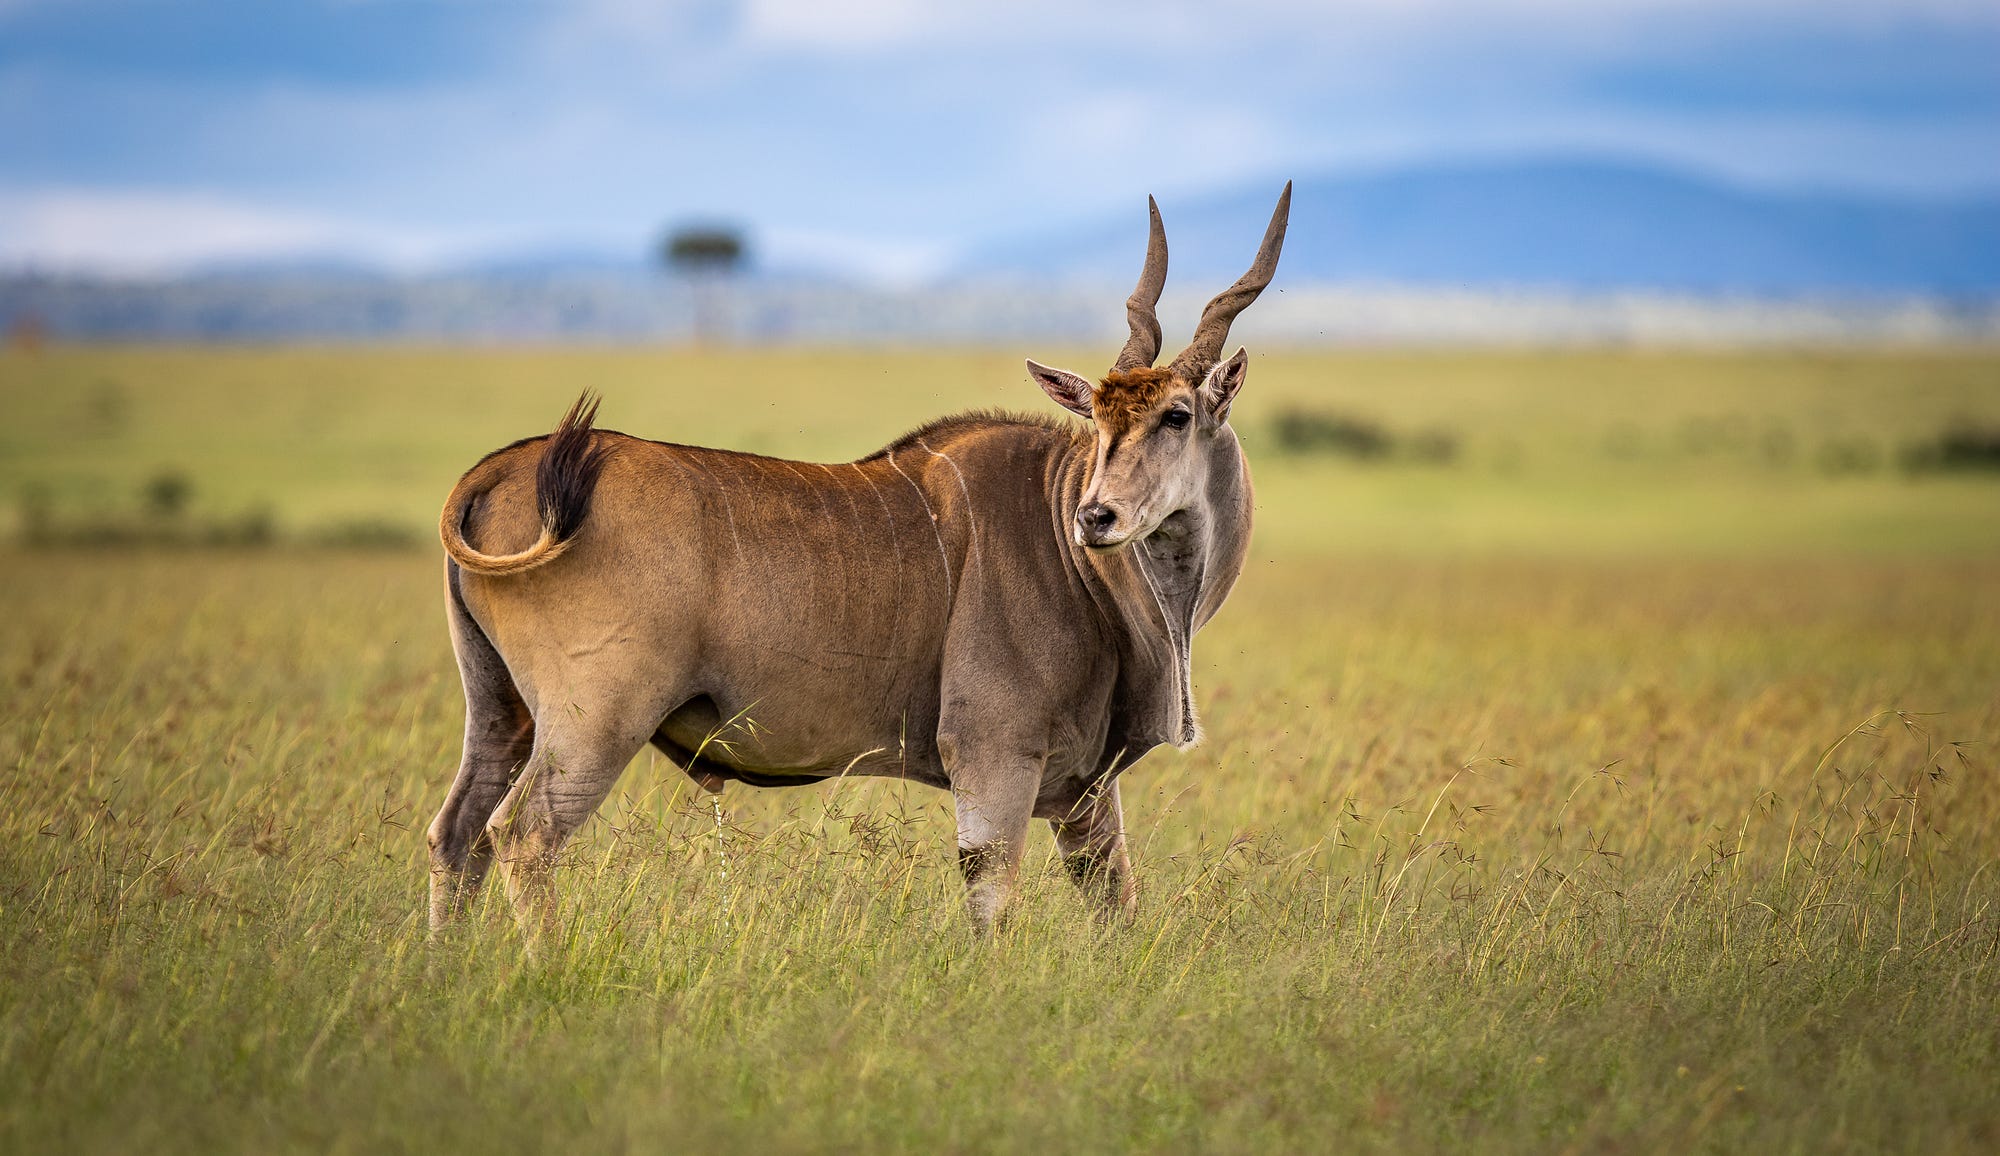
[944,744,1042,934]
[1051,778,1136,920]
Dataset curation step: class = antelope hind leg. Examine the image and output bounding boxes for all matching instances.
[427,569,535,934]
[485,706,655,951]
[1050,778,1137,921]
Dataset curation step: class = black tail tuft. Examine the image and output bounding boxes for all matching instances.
[536,391,612,545]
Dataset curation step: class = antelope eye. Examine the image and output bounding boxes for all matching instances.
[1161,408,1192,430]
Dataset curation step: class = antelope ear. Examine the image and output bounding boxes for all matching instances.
[1026,359,1094,419]
[1200,346,1249,421]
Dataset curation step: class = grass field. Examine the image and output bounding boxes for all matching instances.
[2,346,1998,1152]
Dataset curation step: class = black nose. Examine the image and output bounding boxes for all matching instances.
[1077,502,1118,540]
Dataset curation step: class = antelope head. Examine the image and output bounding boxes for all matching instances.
[1028,183,1290,550]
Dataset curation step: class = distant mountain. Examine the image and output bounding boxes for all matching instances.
[10,156,2000,344]
[963,159,2000,295]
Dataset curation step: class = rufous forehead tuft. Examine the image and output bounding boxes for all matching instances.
[1093,367,1187,429]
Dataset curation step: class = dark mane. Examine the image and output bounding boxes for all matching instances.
[860,409,1084,462]
[463,407,1083,478]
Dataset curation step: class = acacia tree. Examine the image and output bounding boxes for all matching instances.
[660,226,747,345]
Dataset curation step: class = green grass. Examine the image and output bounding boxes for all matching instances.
[2,346,1998,1152]
[3,346,1997,553]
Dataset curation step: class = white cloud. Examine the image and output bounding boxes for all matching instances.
[732,0,1998,55]
[0,189,501,274]
[758,225,950,284]
[740,0,940,50]
[0,187,961,281]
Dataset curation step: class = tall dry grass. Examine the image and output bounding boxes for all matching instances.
[4,550,1995,1152]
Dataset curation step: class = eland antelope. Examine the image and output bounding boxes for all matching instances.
[427,185,1291,939]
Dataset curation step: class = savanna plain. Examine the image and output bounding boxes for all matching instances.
[2,345,1997,1153]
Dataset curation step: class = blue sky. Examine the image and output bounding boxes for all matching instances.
[2,0,1996,278]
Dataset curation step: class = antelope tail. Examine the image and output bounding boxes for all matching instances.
[439,392,612,577]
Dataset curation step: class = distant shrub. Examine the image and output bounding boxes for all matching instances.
[15,474,277,548]
[1405,428,1461,465]
[1815,438,1882,476]
[310,518,421,550]
[84,380,129,437]
[1901,423,2000,475]
[144,470,193,518]
[1270,407,1392,460]
[222,506,276,547]
[1759,425,1797,467]
[1270,406,1461,465]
